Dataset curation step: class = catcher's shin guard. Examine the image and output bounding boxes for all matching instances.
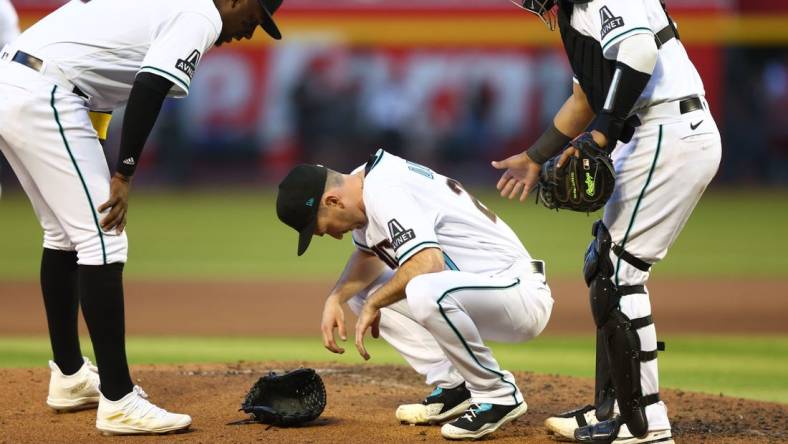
[593,329,616,421]
[584,221,662,439]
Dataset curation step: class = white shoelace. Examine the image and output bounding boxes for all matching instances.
[122,386,171,420]
[462,403,481,421]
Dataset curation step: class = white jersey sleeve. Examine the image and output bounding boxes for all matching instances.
[139,12,220,97]
[0,0,20,47]
[594,0,653,59]
[366,184,440,266]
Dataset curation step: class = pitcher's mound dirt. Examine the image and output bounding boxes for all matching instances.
[0,362,785,444]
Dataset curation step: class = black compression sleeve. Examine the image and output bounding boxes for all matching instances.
[593,61,652,144]
[115,73,174,177]
[527,123,572,164]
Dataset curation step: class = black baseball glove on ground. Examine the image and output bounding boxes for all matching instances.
[240,368,327,427]
[537,132,616,213]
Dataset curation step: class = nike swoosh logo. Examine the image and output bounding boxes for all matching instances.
[690,120,704,130]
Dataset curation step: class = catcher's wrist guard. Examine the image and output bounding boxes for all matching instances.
[536,132,615,213]
[240,368,327,427]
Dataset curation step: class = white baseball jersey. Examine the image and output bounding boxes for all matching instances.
[345,151,552,405]
[351,150,530,274]
[0,0,19,46]
[9,0,221,111]
[569,0,705,112]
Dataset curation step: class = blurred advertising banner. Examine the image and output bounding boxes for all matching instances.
[6,0,788,184]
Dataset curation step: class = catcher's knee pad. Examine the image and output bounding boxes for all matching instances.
[585,221,618,328]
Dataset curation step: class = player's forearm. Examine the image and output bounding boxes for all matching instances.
[366,247,444,309]
[554,83,596,138]
[114,73,173,177]
[329,249,386,304]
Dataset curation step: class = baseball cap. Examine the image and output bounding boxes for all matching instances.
[258,0,283,40]
[276,164,327,256]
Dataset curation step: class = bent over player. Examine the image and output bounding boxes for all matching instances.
[277,149,554,440]
[0,0,283,435]
[493,1,721,443]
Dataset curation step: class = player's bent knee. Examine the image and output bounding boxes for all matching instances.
[74,231,128,265]
[405,274,442,324]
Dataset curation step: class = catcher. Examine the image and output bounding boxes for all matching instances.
[492,0,721,443]
[276,150,553,440]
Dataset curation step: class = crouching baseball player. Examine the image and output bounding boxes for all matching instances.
[0,0,283,435]
[276,149,554,440]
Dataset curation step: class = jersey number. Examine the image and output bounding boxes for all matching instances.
[371,240,398,269]
[446,178,497,223]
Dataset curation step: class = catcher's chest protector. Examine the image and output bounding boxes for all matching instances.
[557,1,615,114]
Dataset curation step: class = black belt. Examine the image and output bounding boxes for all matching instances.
[11,51,89,100]
[679,96,703,114]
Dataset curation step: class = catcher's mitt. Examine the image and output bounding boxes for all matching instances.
[537,132,615,213]
[240,368,326,427]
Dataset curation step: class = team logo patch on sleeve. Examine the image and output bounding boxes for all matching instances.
[599,6,625,39]
[388,219,416,251]
[175,50,201,79]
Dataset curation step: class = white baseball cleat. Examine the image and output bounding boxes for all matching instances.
[544,404,599,441]
[95,385,191,435]
[46,357,101,412]
[612,429,674,443]
[396,383,472,425]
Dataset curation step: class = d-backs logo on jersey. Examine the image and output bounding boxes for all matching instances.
[388,219,415,251]
[175,50,201,79]
[599,6,624,39]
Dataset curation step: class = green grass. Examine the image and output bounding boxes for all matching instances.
[1,335,785,404]
[1,189,786,280]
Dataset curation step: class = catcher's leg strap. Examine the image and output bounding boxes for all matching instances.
[612,243,652,272]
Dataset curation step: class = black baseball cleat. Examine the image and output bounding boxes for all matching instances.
[440,401,528,440]
[575,418,675,443]
[396,383,472,425]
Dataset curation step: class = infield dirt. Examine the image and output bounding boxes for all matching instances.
[0,362,786,444]
[0,278,786,443]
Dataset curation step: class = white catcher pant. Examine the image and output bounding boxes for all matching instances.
[603,98,722,432]
[349,258,553,406]
[0,59,127,265]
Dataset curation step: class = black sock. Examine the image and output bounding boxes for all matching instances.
[78,263,134,401]
[40,248,83,375]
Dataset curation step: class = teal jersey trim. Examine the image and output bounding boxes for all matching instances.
[397,241,440,265]
[443,252,459,271]
[615,124,663,286]
[601,27,653,52]
[437,279,522,405]
[139,66,189,92]
[50,85,107,264]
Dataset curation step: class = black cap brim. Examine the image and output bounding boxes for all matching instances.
[259,2,282,40]
[297,218,317,256]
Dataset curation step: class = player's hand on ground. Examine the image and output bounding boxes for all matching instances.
[491,152,542,201]
[98,173,131,234]
[321,295,347,354]
[354,303,381,361]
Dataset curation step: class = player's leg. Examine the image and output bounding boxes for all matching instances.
[0,85,100,411]
[575,117,720,442]
[6,84,189,433]
[347,270,470,424]
[405,264,551,439]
